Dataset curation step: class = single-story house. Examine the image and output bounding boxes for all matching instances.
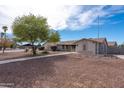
[107,41,119,54]
[43,38,108,55]
[0,38,15,49]
[57,40,78,51]
[43,41,77,51]
[75,38,108,55]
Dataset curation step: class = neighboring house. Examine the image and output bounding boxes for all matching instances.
[75,38,108,55]
[108,41,117,47]
[0,38,15,49]
[107,41,119,54]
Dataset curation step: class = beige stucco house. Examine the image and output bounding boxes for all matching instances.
[43,38,108,55]
[75,38,108,54]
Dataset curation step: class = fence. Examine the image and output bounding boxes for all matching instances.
[107,47,124,54]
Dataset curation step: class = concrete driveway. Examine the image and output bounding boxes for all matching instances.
[114,55,124,60]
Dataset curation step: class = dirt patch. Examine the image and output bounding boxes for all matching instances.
[0,51,61,61]
[0,53,124,87]
[0,52,32,61]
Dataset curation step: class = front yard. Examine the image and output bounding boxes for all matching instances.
[0,53,124,88]
[0,50,61,61]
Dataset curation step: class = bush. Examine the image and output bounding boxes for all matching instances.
[38,47,44,50]
[42,51,49,55]
[51,46,57,51]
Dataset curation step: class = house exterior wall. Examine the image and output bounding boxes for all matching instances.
[43,39,108,54]
[57,45,63,51]
[76,40,108,54]
[98,43,107,54]
[76,40,96,54]
[57,45,76,51]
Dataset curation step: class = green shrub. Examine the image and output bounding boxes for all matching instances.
[42,51,49,55]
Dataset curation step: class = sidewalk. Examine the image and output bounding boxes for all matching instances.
[114,55,124,60]
[0,52,76,65]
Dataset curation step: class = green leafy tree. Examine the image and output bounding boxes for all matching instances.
[48,31,60,43]
[48,31,60,51]
[12,14,60,55]
[2,26,8,53]
[12,37,24,48]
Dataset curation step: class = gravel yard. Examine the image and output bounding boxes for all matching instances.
[0,52,32,61]
[0,51,61,61]
[0,53,124,88]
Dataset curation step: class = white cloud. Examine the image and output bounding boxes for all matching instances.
[66,5,107,30]
[65,5,124,30]
[0,5,124,33]
[0,5,81,33]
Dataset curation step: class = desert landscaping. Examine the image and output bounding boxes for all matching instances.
[0,50,62,61]
[0,5,124,88]
[0,53,124,88]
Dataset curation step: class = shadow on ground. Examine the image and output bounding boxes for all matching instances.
[0,55,68,87]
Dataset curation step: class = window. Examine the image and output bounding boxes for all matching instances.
[62,45,64,49]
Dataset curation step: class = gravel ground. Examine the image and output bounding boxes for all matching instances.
[0,52,32,61]
[0,51,61,61]
[0,53,124,88]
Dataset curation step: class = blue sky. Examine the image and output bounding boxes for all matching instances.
[58,5,124,44]
[0,5,124,44]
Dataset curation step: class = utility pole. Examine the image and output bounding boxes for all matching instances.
[98,15,100,39]
[97,15,100,55]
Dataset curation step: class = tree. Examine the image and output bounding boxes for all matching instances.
[48,31,60,43]
[13,37,23,45]
[2,26,8,53]
[48,31,60,51]
[12,14,60,55]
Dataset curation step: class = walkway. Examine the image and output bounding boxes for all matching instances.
[0,52,76,65]
[114,55,124,60]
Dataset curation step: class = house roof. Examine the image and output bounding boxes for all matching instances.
[44,38,112,46]
[89,38,106,43]
[108,41,117,47]
[89,38,108,45]
[75,38,108,46]
[57,40,78,45]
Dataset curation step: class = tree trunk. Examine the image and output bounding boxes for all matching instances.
[2,32,6,54]
[2,47,5,54]
[2,43,5,54]
[32,45,36,56]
